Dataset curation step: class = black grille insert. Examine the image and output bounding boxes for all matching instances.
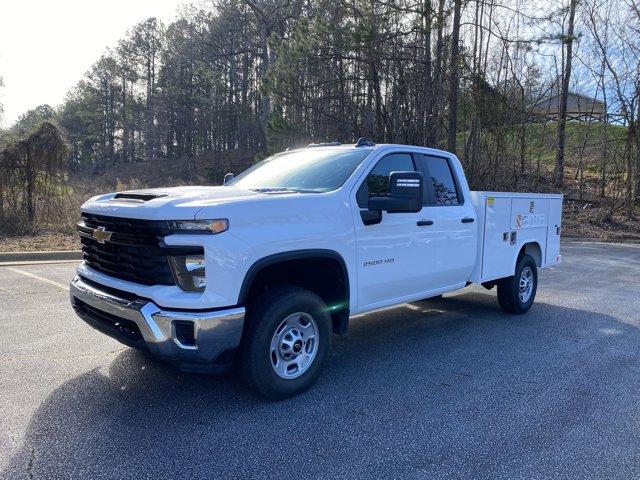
[174,321,196,347]
[72,297,143,346]
[78,213,202,286]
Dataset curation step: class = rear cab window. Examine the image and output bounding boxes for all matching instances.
[415,154,462,205]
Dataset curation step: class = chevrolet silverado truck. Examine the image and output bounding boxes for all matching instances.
[70,139,563,399]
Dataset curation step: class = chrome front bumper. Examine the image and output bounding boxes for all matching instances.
[70,275,245,371]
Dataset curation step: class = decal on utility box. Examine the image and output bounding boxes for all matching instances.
[514,213,547,229]
[510,198,550,230]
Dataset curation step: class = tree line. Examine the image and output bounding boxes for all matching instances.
[3,0,640,219]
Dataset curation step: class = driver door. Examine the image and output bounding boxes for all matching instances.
[352,152,440,310]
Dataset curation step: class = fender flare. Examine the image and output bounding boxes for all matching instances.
[513,240,543,273]
[237,249,350,306]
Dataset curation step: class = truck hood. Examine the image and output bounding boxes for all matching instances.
[81,186,267,220]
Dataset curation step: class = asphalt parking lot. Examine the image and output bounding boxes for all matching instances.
[1,241,640,479]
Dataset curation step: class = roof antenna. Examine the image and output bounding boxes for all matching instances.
[355,137,375,147]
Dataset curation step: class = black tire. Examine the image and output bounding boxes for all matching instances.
[497,254,538,314]
[240,286,331,400]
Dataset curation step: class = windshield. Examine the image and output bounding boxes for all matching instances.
[228,148,371,193]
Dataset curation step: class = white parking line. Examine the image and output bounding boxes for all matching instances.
[5,267,70,291]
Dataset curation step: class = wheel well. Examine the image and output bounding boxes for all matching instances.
[239,252,350,334]
[519,242,542,267]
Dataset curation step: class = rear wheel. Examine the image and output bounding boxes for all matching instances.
[497,254,538,314]
[240,286,331,399]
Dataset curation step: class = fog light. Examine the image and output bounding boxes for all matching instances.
[168,254,206,292]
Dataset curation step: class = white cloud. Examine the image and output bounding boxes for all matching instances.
[0,0,183,127]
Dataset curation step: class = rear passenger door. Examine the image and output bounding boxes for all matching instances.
[414,154,477,288]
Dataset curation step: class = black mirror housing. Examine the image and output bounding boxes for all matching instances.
[223,172,235,185]
[368,171,423,213]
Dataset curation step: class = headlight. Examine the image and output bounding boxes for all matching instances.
[168,254,206,292]
[168,219,229,234]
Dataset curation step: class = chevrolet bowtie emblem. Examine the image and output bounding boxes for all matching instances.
[92,226,113,244]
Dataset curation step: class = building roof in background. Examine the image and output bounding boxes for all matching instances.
[531,91,606,119]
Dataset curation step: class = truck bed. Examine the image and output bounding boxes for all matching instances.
[469,191,563,283]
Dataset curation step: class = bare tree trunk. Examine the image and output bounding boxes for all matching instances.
[635,115,640,205]
[625,124,635,219]
[122,77,128,163]
[144,53,156,160]
[25,148,35,222]
[554,0,577,188]
[244,0,278,154]
[421,0,433,144]
[258,23,271,152]
[600,72,608,198]
[577,117,593,200]
[430,0,446,146]
[447,0,462,153]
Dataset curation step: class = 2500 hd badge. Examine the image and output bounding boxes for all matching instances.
[363,258,395,267]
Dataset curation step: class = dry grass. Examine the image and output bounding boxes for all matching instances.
[0,232,79,252]
[0,154,253,252]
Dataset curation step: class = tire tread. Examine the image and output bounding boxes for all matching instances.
[497,254,537,315]
[240,286,330,399]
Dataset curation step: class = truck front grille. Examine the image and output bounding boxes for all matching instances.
[78,213,201,286]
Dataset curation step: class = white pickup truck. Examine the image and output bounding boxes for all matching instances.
[70,140,562,399]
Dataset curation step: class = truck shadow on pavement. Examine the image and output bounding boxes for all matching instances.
[4,291,640,478]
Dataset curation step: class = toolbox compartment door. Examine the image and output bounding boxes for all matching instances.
[481,196,513,281]
[545,198,563,266]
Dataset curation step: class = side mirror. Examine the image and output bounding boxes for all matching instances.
[368,171,423,213]
[223,172,235,185]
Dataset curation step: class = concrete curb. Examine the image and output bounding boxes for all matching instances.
[0,259,83,267]
[563,236,640,244]
[0,250,82,263]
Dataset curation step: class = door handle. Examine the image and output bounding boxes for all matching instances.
[417,220,434,226]
[461,217,475,223]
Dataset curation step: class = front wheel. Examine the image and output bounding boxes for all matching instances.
[497,254,538,314]
[240,286,331,399]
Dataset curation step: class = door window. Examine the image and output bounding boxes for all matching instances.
[417,155,461,205]
[357,153,415,208]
